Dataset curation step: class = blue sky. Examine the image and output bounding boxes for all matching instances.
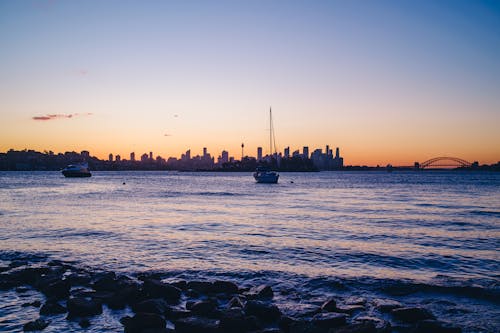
[1,0,499,164]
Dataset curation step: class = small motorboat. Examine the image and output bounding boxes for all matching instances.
[254,166,279,183]
[62,163,92,177]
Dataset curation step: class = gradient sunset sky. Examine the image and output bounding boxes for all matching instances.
[1,0,499,166]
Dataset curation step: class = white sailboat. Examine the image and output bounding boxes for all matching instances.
[254,108,279,184]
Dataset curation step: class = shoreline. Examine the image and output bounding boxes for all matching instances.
[0,257,466,333]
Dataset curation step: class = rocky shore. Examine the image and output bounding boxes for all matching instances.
[0,259,463,333]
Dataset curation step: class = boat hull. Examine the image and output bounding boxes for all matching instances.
[62,171,92,178]
[254,173,279,184]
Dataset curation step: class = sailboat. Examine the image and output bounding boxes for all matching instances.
[254,108,280,183]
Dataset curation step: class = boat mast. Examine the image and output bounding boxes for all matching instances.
[269,107,272,157]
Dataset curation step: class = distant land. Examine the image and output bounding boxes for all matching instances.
[1,149,498,172]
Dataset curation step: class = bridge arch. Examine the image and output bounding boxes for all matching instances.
[420,157,472,169]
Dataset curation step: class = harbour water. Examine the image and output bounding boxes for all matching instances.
[0,171,499,332]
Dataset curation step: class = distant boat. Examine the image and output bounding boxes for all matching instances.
[62,163,91,177]
[254,166,279,184]
[254,108,279,184]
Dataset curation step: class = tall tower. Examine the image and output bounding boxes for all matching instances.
[335,147,340,159]
[130,152,135,161]
[241,143,244,160]
[257,147,262,161]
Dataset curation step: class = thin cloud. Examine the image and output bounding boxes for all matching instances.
[32,113,93,121]
[164,133,173,137]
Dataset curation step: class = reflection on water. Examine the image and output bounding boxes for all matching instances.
[1,171,499,332]
[0,171,498,281]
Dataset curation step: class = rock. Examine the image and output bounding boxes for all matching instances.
[228,296,245,308]
[415,319,462,333]
[355,316,391,333]
[186,281,214,294]
[321,298,338,312]
[23,318,50,331]
[121,313,166,333]
[190,300,217,316]
[391,307,435,323]
[92,271,117,291]
[22,300,41,308]
[213,280,239,294]
[107,286,141,309]
[0,266,11,273]
[311,312,347,329]
[335,305,364,315]
[132,298,170,315]
[170,280,187,290]
[246,284,274,299]
[279,303,320,318]
[169,309,192,320]
[344,297,366,306]
[39,279,70,299]
[79,318,91,328]
[373,299,402,313]
[66,272,92,286]
[40,301,67,315]
[332,321,377,333]
[244,300,281,322]
[219,308,247,332]
[143,279,181,301]
[174,316,220,333]
[67,297,103,317]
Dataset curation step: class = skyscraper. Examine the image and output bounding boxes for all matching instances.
[130,152,135,161]
[257,147,262,160]
[109,153,113,162]
[284,147,290,158]
[303,146,309,159]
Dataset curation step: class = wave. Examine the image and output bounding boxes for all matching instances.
[469,210,500,217]
[161,191,246,198]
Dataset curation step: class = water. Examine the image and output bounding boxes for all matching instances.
[0,171,499,332]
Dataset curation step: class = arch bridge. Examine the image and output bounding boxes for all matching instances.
[419,157,472,169]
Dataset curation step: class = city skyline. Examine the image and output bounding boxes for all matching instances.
[1,1,499,165]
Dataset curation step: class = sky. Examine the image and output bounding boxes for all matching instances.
[1,0,499,166]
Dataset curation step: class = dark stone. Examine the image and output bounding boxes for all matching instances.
[79,318,91,328]
[67,272,92,286]
[311,312,347,329]
[373,299,402,313]
[132,298,170,315]
[22,300,41,308]
[354,316,391,333]
[67,297,103,317]
[190,299,217,316]
[280,303,320,319]
[332,321,377,333]
[170,280,187,290]
[169,309,192,320]
[186,281,214,294]
[321,298,338,312]
[213,280,239,294]
[143,279,181,301]
[23,318,50,331]
[174,316,220,333]
[92,271,117,291]
[391,307,435,323]
[335,305,364,315]
[121,313,166,333]
[39,279,70,299]
[244,300,281,322]
[219,307,256,332]
[228,296,245,308]
[247,284,274,299]
[40,301,67,315]
[278,316,297,332]
[415,320,462,333]
[107,286,142,309]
